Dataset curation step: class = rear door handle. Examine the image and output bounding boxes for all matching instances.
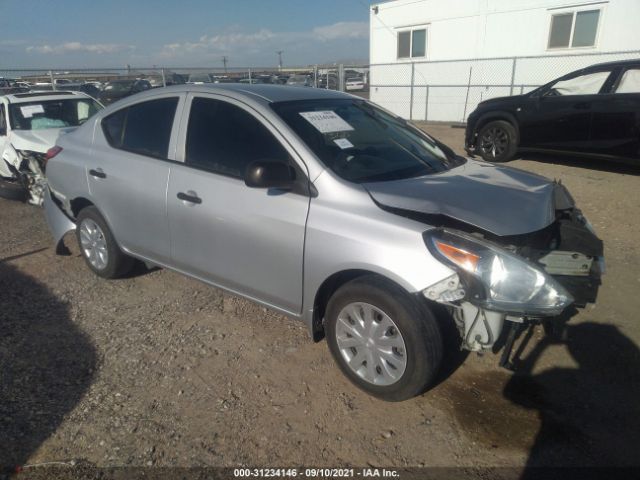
[89,168,106,179]
[177,191,202,205]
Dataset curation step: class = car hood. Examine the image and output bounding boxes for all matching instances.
[9,128,76,153]
[363,159,573,236]
[477,94,526,108]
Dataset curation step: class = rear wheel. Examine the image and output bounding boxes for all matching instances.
[76,206,134,279]
[325,276,443,401]
[477,120,518,162]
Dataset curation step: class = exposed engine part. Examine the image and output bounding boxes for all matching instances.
[539,250,593,276]
[454,302,505,351]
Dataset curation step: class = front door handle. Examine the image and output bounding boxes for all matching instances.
[177,191,202,205]
[89,168,106,179]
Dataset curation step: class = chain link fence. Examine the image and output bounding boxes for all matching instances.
[0,64,371,97]
[369,49,640,123]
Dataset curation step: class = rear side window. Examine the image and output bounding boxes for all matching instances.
[615,69,640,94]
[102,97,178,159]
[185,97,289,178]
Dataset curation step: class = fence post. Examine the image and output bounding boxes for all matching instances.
[424,84,429,123]
[314,65,318,88]
[509,57,516,96]
[409,62,415,121]
[462,66,473,123]
[161,68,166,87]
[49,70,56,90]
[338,64,345,92]
[248,68,252,82]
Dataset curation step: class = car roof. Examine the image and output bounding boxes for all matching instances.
[585,58,640,70]
[139,83,353,104]
[2,91,93,103]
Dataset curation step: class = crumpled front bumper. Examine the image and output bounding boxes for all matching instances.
[43,187,75,255]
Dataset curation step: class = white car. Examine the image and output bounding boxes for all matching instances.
[345,77,365,91]
[0,91,102,204]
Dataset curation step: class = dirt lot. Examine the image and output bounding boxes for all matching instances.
[1,125,639,476]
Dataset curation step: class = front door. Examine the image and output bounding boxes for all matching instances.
[519,69,613,152]
[167,95,310,314]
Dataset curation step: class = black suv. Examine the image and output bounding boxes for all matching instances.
[465,59,640,163]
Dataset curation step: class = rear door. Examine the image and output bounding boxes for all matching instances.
[519,68,613,152]
[589,66,640,160]
[87,94,185,264]
[167,94,310,314]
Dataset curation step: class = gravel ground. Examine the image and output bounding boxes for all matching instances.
[1,125,639,476]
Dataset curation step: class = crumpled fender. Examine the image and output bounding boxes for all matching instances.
[0,143,20,177]
[43,187,75,255]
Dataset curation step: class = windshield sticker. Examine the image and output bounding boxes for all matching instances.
[299,111,354,133]
[20,105,45,118]
[333,138,354,150]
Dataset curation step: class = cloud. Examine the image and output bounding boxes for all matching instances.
[312,21,369,41]
[160,21,369,59]
[26,42,134,55]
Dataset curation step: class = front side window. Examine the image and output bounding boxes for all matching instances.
[397,28,427,59]
[545,71,610,96]
[271,99,458,184]
[102,97,178,159]
[548,9,600,49]
[185,97,290,178]
[615,69,640,94]
[8,99,102,131]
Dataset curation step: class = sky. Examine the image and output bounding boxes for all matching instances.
[0,0,377,69]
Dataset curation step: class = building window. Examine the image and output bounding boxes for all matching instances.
[397,27,427,59]
[548,9,600,49]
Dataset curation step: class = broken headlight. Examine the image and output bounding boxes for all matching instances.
[424,229,573,316]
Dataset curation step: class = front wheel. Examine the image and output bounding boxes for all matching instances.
[477,120,518,162]
[325,276,443,401]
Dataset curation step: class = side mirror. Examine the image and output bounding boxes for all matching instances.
[244,160,295,189]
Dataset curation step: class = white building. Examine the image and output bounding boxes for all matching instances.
[369,0,640,122]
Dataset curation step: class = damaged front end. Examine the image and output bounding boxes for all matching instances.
[1,145,48,205]
[419,202,603,367]
[364,163,603,368]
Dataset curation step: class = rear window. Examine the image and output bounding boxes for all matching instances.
[102,97,178,159]
[8,98,102,130]
[271,99,459,183]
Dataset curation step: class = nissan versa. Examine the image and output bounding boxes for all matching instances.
[43,84,603,401]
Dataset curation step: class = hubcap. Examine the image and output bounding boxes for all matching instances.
[479,127,509,159]
[335,302,407,386]
[79,219,109,270]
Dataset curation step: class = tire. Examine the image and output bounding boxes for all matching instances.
[476,120,518,162]
[75,206,134,279]
[325,275,443,401]
[0,177,28,202]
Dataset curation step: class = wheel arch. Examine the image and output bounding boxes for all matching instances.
[309,269,417,342]
[70,196,95,219]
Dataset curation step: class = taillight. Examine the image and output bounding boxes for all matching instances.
[44,146,63,166]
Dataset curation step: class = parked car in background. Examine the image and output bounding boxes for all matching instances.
[465,59,640,163]
[63,82,102,99]
[187,73,214,84]
[0,78,29,95]
[98,79,152,105]
[318,73,338,90]
[345,77,365,91]
[286,74,312,87]
[44,84,602,400]
[0,91,102,204]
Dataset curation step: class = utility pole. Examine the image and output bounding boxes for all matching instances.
[276,50,284,71]
[222,56,228,73]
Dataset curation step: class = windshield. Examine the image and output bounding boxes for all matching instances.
[104,81,134,92]
[9,98,102,130]
[271,99,460,183]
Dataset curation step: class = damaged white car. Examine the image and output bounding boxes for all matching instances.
[0,91,102,205]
